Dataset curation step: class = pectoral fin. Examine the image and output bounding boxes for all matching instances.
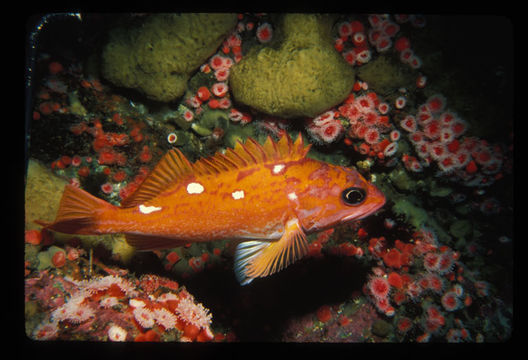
[234,219,308,285]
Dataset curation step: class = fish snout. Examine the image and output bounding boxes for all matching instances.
[364,183,386,214]
[340,183,385,222]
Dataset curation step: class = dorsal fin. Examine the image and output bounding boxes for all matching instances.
[244,137,268,163]
[120,132,311,208]
[120,148,193,208]
[198,132,310,171]
[262,135,281,161]
[234,140,259,164]
[291,132,310,159]
[277,132,294,158]
[276,132,310,160]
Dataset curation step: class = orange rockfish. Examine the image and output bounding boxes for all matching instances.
[38,133,385,284]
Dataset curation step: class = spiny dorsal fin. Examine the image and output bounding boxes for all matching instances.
[262,135,281,161]
[193,132,310,175]
[250,132,310,163]
[243,137,268,163]
[120,133,311,208]
[277,132,293,158]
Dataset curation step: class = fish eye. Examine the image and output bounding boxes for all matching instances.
[341,187,366,206]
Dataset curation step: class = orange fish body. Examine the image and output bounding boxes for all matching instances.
[39,133,385,284]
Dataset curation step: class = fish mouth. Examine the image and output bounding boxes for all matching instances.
[341,201,384,222]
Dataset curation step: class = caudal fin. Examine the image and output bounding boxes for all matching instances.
[35,185,114,235]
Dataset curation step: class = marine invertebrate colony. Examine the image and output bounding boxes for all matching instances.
[399,94,504,186]
[26,270,214,342]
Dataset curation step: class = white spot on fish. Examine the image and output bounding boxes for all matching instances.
[187,182,204,194]
[273,164,285,174]
[232,190,245,200]
[139,204,162,214]
[287,192,298,201]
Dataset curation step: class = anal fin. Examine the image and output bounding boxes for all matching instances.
[234,218,308,285]
[125,234,191,251]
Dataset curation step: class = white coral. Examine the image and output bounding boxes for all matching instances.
[153,307,178,330]
[175,295,212,329]
[107,324,127,341]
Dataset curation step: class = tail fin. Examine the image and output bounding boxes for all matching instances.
[35,185,114,235]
